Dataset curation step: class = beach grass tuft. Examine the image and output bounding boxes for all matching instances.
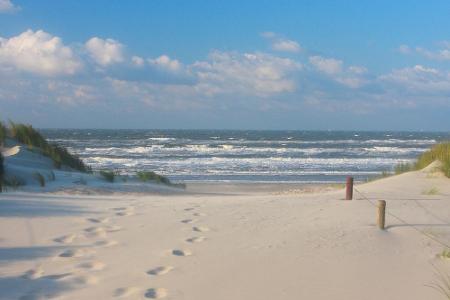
[100,170,115,182]
[136,171,185,188]
[137,171,171,185]
[0,153,4,191]
[422,187,439,195]
[0,121,6,145]
[428,265,450,299]
[33,172,46,187]
[4,175,25,189]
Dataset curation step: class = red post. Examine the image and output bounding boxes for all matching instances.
[346,176,353,200]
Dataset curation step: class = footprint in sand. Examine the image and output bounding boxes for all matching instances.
[54,234,78,244]
[193,212,207,217]
[87,217,110,224]
[193,226,210,232]
[145,288,168,299]
[94,240,118,247]
[112,207,129,211]
[19,290,61,300]
[181,219,196,224]
[114,287,140,298]
[22,266,44,279]
[78,261,106,271]
[107,225,122,232]
[84,226,107,237]
[59,248,92,258]
[172,249,192,256]
[116,211,134,217]
[72,274,99,285]
[147,266,174,276]
[186,236,206,243]
[42,273,73,281]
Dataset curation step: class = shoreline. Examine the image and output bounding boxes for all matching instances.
[185,181,343,195]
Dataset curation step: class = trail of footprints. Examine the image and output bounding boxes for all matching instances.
[20,202,211,299]
[141,205,210,299]
[19,202,137,300]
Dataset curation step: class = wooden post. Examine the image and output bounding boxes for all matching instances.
[345,176,353,200]
[377,200,386,230]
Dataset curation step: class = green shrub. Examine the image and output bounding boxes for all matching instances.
[137,171,171,185]
[33,172,46,187]
[100,170,115,182]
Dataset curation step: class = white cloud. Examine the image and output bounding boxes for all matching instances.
[272,39,301,53]
[309,56,368,88]
[148,55,181,72]
[85,37,124,66]
[397,45,411,54]
[131,56,145,67]
[416,46,450,61]
[261,32,301,53]
[46,81,98,105]
[0,0,19,13]
[0,30,82,76]
[260,31,276,39]
[379,65,450,92]
[400,42,450,60]
[192,51,301,96]
[309,56,343,75]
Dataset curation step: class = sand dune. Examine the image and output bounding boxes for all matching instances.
[0,166,449,299]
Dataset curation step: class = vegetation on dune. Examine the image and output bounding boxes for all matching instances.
[4,121,91,172]
[428,265,450,300]
[394,142,450,178]
[4,175,25,188]
[136,171,185,188]
[137,171,171,185]
[0,121,6,145]
[1,120,184,188]
[33,172,46,187]
[99,170,115,182]
[0,153,4,191]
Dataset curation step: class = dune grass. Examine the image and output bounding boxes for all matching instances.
[137,171,171,185]
[137,171,185,188]
[428,265,450,300]
[100,170,115,182]
[33,172,46,187]
[394,142,450,178]
[0,153,3,191]
[422,187,439,195]
[0,121,6,145]
[4,121,91,172]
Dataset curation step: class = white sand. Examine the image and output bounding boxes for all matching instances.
[0,163,449,299]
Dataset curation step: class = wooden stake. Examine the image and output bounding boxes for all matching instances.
[345,176,353,200]
[377,200,386,230]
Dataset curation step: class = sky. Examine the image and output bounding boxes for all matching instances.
[1,0,450,130]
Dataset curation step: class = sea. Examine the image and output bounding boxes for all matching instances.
[41,129,450,184]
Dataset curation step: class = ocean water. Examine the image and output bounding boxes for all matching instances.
[41,129,450,183]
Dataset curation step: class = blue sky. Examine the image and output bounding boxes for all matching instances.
[1,0,450,130]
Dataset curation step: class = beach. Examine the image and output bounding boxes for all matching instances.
[1,164,449,300]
